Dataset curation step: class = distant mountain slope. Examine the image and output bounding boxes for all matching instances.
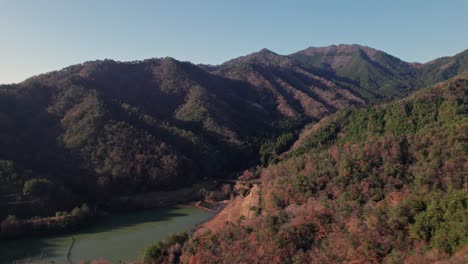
[290,44,420,99]
[181,76,468,263]
[419,49,468,85]
[291,44,468,100]
[211,48,368,121]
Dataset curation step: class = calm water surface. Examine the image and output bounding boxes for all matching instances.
[0,206,212,264]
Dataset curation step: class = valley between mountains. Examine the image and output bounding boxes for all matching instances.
[0,44,466,263]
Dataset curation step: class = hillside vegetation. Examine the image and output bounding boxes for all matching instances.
[0,58,275,220]
[178,77,467,263]
[0,45,466,241]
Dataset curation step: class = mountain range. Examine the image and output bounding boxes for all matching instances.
[0,44,466,225]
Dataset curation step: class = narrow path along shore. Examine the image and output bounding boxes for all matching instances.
[66,236,75,264]
[194,200,226,213]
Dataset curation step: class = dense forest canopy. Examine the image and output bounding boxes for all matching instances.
[178,76,467,264]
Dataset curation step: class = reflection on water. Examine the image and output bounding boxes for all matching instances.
[0,206,212,264]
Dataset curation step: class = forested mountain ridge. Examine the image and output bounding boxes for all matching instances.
[0,58,278,219]
[178,76,468,264]
[418,49,468,85]
[291,44,468,99]
[290,44,420,99]
[210,48,368,121]
[0,45,466,225]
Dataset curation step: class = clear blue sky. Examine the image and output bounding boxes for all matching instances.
[1,0,467,84]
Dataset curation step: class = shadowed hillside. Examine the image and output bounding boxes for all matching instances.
[0,58,279,219]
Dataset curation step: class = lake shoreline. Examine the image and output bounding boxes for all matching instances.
[1,180,219,241]
[0,205,214,264]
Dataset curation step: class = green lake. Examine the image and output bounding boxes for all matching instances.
[0,206,213,264]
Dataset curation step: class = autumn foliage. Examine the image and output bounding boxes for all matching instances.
[177,78,468,263]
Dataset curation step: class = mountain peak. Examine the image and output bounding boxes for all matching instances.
[222,48,292,67]
[240,48,279,60]
[257,48,276,54]
[295,44,380,58]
